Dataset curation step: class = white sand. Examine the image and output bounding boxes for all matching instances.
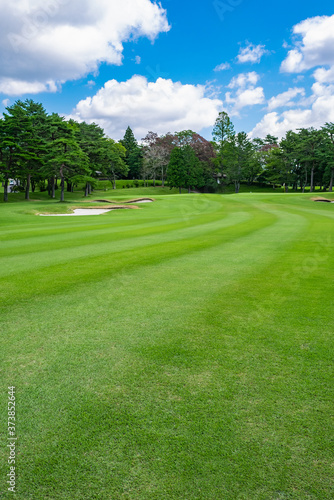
[135,200,153,203]
[40,208,113,216]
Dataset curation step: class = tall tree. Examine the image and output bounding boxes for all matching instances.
[227,132,254,193]
[142,132,162,187]
[174,130,216,164]
[105,139,128,189]
[46,115,90,202]
[2,100,48,200]
[322,123,334,191]
[76,121,107,195]
[0,118,19,202]
[167,145,203,193]
[262,147,284,189]
[120,126,143,179]
[280,131,298,192]
[212,112,235,179]
[296,128,322,192]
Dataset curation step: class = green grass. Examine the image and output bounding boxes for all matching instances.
[0,189,334,499]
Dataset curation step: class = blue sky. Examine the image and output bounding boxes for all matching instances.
[0,0,334,141]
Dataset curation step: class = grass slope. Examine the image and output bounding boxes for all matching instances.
[0,190,333,499]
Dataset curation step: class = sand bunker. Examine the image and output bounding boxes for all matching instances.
[312,197,334,203]
[38,199,153,216]
[125,198,154,204]
[90,198,154,204]
[40,208,113,216]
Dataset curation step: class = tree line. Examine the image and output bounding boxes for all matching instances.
[0,100,128,202]
[212,112,334,194]
[1,100,334,202]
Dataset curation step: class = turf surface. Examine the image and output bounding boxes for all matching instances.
[0,190,333,499]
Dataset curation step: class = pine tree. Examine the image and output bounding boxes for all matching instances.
[1,100,48,200]
[120,126,143,179]
[46,115,90,202]
[167,145,203,193]
[212,112,235,180]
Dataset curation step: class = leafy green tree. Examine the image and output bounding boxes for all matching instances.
[212,112,235,146]
[225,132,255,193]
[105,139,128,189]
[21,100,49,198]
[46,115,90,202]
[76,122,107,195]
[142,130,215,189]
[142,132,162,187]
[212,111,235,179]
[0,118,19,202]
[262,147,284,188]
[167,147,184,193]
[1,100,48,200]
[263,134,279,147]
[253,137,280,188]
[279,131,299,192]
[222,136,238,191]
[167,145,203,193]
[296,128,323,192]
[322,123,334,191]
[243,149,262,185]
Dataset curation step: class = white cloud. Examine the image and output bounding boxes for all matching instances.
[2,98,9,107]
[267,87,305,111]
[293,75,305,84]
[135,55,141,65]
[281,15,334,73]
[251,20,334,139]
[86,80,96,88]
[225,72,264,114]
[0,0,169,95]
[237,43,268,64]
[313,66,334,84]
[228,72,260,89]
[226,87,265,113]
[250,84,334,139]
[0,78,58,96]
[214,62,231,72]
[70,76,223,140]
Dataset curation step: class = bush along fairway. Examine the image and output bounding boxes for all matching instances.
[0,190,333,499]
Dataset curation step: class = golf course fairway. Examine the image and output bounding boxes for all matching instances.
[1,190,333,499]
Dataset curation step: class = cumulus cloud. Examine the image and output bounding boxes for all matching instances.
[237,43,268,64]
[250,83,334,139]
[214,62,231,72]
[224,72,265,114]
[251,15,334,139]
[86,80,96,88]
[313,66,334,84]
[0,78,58,96]
[226,88,265,113]
[227,72,260,89]
[281,15,334,73]
[267,87,305,111]
[0,0,169,95]
[70,76,223,140]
